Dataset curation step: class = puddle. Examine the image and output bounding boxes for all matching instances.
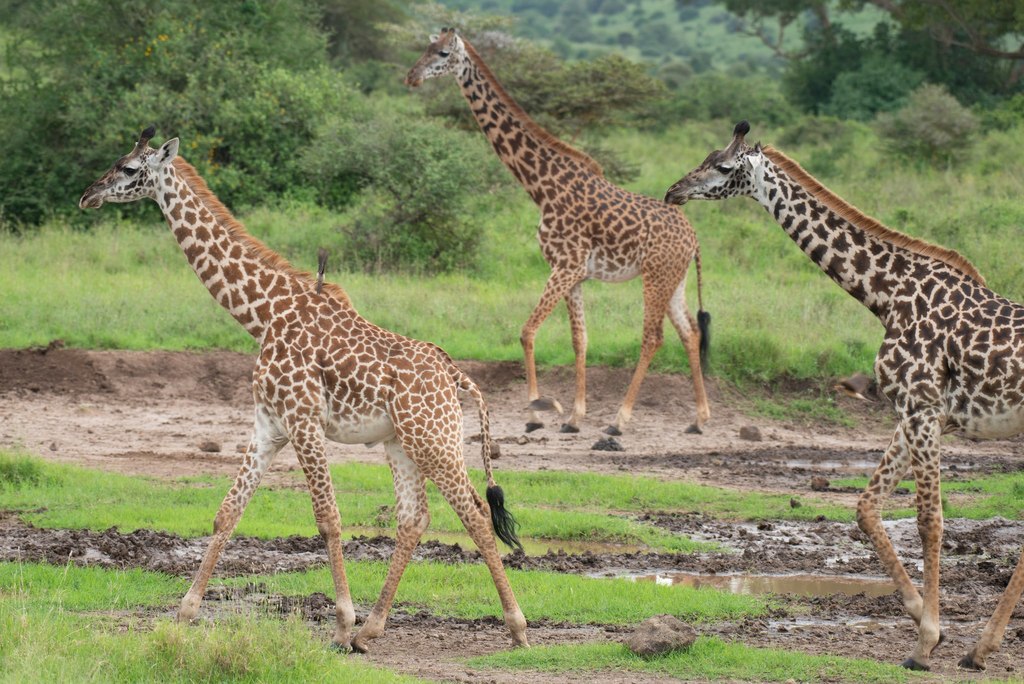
[342,527,645,556]
[783,459,881,472]
[616,571,897,598]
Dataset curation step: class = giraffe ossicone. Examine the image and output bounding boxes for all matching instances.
[406,28,712,437]
[79,127,529,652]
[666,122,1024,672]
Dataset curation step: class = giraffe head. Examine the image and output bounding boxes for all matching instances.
[664,121,765,205]
[404,27,466,87]
[79,126,180,209]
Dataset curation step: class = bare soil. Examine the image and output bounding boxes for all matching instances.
[1,348,1022,681]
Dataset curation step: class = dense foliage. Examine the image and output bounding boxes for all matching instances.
[1,0,1022,273]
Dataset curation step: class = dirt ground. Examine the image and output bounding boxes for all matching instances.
[1,347,1023,682]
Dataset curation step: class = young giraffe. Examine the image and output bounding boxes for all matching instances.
[665,121,1024,671]
[406,28,711,436]
[79,126,529,652]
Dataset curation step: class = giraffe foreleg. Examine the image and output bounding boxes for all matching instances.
[666,277,710,433]
[520,265,585,432]
[351,440,430,653]
[178,405,285,623]
[856,425,924,623]
[290,419,356,651]
[961,543,1024,670]
[561,282,588,433]
[904,412,944,670]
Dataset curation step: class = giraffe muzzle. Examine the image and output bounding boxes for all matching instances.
[79,187,104,210]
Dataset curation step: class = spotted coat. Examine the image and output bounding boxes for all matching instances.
[665,121,1024,672]
[406,28,710,436]
[79,128,528,652]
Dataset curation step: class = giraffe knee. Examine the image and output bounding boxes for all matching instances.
[856,494,877,533]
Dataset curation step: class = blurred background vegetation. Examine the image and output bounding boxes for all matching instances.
[1,0,1022,383]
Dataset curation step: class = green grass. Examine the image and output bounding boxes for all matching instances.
[0,452,854,555]
[468,639,914,684]
[834,471,1024,520]
[224,562,765,625]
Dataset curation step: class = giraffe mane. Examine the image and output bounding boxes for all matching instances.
[171,158,353,307]
[761,146,985,286]
[461,38,604,178]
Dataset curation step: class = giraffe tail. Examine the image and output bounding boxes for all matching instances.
[695,246,711,372]
[444,355,523,551]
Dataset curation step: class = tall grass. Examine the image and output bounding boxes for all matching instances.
[2,121,1022,384]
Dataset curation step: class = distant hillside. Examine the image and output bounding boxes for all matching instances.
[438,0,883,75]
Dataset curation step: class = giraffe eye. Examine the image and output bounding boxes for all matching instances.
[438,50,450,58]
[124,165,139,176]
[715,165,733,174]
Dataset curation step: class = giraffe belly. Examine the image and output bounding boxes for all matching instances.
[954,406,1024,440]
[323,412,395,445]
[586,250,640,283]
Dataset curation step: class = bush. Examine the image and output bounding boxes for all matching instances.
[876,84,979,165]
[300,97,502,273]
[0,0,340,224]
[823,55,924,122]
[657,72,797,129]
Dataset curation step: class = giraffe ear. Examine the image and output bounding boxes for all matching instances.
[429,33,440,43]
[150,137,179,168]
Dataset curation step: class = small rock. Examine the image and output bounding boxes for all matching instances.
[49,442,58,452]
[738,425,762,441]
[623,615,697,656]
[515,435,529,446]
[489,442,501,459]
[810,475,830,491]
[198,440,221,453]
[591,437,624,452]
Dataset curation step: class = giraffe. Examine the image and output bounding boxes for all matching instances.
[665,121,1024,671]
[405,28,711,436]
[78,126,529,653]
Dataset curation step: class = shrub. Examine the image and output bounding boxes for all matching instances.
[823,55,924,122]
[876,84,979,165]
[300,97,502,273]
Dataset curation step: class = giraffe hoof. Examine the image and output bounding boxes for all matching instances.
[559,423,579,434]
[684,423,703,435]
[525,422,544,433]
[602,425,622,436]
[329,641,352,655]
[958,653,985,671]
[900,658,929,671]
[350,639,370,654]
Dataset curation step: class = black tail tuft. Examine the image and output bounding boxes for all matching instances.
[486,485,522,551]
[697,309,711,372]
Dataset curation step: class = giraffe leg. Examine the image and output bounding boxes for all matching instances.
[290,420,356,651]
[351,439,430,653]
[903,413,944,670]
[961,543,1024,670]
[520,265,585,432]
[178,405,285,623]
[606,273,673,435]
[856,426,926,625]
[561,282,587,433]
[666,277,710,433]
[434,466,528,647]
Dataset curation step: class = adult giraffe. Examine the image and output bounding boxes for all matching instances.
[406,28,710,436]
[665,121,1024,671]
[79,126,528,653]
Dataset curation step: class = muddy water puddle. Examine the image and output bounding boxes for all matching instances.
[615,570,897,598]
[342,526,645,556]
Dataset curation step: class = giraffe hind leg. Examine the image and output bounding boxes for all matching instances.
[435,466,528,647]
[666,277,710,433]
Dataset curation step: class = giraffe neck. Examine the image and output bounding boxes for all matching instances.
[455,41,601,203]
[154,159,314,341]
[751,158,968,326]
